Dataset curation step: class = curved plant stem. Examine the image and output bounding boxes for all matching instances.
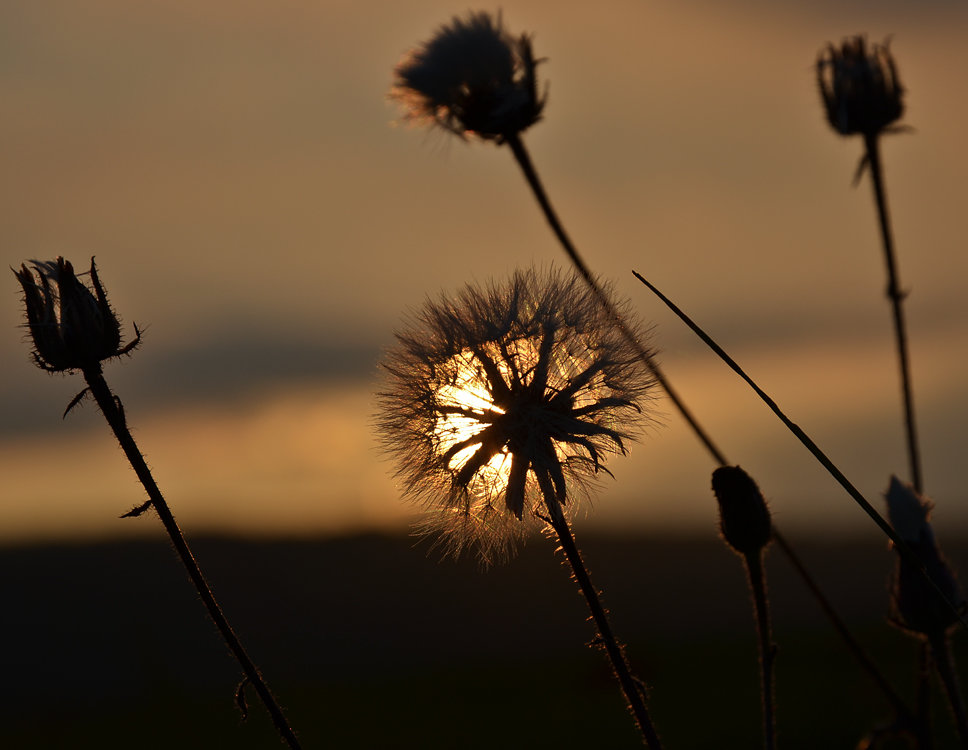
[632,270,968,632]
[863,134,922,493]
[504,133,728,466]
[539,483,663,749]
[929,634,968,748]
[743,551,776,750]
[82,365,302,750]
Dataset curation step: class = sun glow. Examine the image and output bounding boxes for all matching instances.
[433,349,512,491]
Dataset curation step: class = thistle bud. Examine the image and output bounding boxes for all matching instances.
[885,476,964,638]
[390,11,545,142]
[712,466,773,557]
[817,36,905,137]
[14,257,138,373]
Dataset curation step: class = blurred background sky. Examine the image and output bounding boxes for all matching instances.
[2,0,966,544]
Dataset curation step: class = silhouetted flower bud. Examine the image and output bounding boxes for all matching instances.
[885,476,964,638]
[817,36,904,137]
[391,11,545,142]
[712,466,772,557]
[14,257,139,372]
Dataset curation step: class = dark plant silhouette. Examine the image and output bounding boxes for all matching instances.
[817,36,920,494]
[13,257,303,750]
[390,14,927,748]
[377,267,664,748]
[712,466,776,750]
[887,476,968,746]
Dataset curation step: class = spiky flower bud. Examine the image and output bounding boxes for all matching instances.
[711,466,773,557]
[817,36,904,137]
[377,267,654,562]
[14,257,139,373]
[390,11,545,142]
[885,476,964,638]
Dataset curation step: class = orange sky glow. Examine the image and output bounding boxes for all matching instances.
[2,0,967,544]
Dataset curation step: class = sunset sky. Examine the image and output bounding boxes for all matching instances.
[2,0,967,544]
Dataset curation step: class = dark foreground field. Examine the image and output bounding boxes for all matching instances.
[1,531,965,748]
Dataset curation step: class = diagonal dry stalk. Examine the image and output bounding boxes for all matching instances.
[81,365,303,750]
[632,269,968,635]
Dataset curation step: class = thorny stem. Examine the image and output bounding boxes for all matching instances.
[82,366,302,750]
[743,551,776,750]
[929,634,968,748]
[541,491,663,749]
[632,270,968,633]
[863,134,922,494]
[504,133,728,466]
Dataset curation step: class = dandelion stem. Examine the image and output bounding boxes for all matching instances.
[632,270,968,632]
[504,133,728,466]
[743,550,776,750]
[541,495,663,749]
[863,133,922,494]
[929,634,968,748]
[81,366,302,750]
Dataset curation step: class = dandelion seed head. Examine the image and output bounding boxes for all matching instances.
[377,268,655,563]
[390,11,545,142]
[817,35,905,137]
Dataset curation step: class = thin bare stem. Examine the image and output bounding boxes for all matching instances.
[743,551,776,750]
[632,269,968,632]
[541,493,663,749]
[918,643,936,750]
[504,133,728,466]
[772,530,912,721]
[82,366,302,750]
[863,133,922,493]
[930,634,968,748]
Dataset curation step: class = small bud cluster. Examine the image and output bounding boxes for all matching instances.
[885,476,964,639]
[391,11,545,142]
[817,36,904,137]
[14,257,139,373]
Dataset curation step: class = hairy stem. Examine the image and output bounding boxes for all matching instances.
[82,366,302,750]
[504,133,728,466]
[743,551,776,750]
[863,134,922,494]
[541,490,663,749]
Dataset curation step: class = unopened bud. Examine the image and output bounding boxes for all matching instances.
[712,466,772,557]
[14,257,139,372]
[885,476,964,638]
